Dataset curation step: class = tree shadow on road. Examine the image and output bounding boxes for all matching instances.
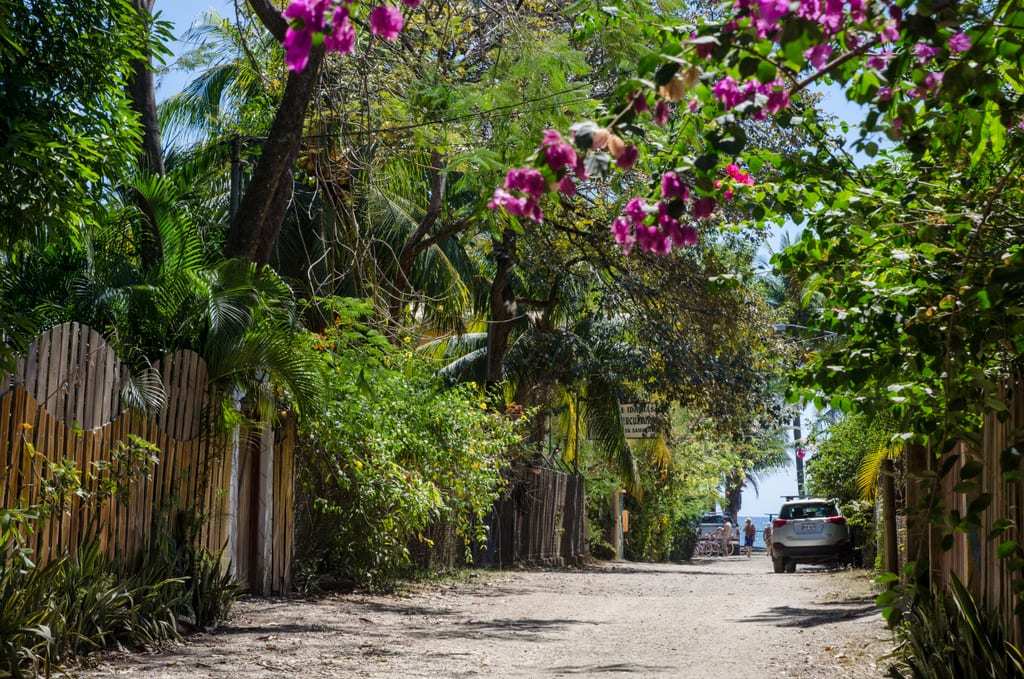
[740,599,879,628]
[548,662,679,674]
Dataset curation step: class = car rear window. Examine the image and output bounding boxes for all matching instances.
[780,503,838,519]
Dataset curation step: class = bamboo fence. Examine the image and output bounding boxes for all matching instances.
[0,322,294,594]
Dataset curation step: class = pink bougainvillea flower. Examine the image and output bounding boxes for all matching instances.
[948,31,971,54]
[402,0,421,6]
[764,86,791,114]
[847,0,867,23]
[573,154,589,181]
[610,216,637,254]
[805,44,833,69]
[636,223,670,254]
[503,167,545,200]
[920,71,944,96]
[653,101,671,126]
[283,25,314,71]
[661,171,689,200]
[880,19,901,44]
[369,5,404,39]
[323,5,355,54]
[692,196,716,219]
[712,76,744,109]
[677,225,699,247]
[616,145,639,170]
[558,176,577,196]
[691,31,715,59]
[625,197,649,224]
[541,129,577,174]
[914,43,941,64]
[867,50,893,71]
[726,163,755,185]
[877,87,893,102]
[751,0,789,37]
[488,188,542,223]
[629,90,649,113]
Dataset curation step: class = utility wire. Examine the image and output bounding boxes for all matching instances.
[224,85,593,145]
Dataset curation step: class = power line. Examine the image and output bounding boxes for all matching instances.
[227,85,593,145]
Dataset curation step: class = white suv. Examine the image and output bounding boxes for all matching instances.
[770,499,851,573]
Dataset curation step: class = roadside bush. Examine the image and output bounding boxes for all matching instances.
[582,443,704,564]
[294,299,527,591]
[1,453,239,677]
[885,574,1024,678]
[840,499,875,568]
[0,527,180,678]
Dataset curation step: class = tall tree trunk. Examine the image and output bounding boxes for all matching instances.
[224,0,323,265]
[486,229,517,387]
[387,149,447,330]
[127,0,165,267]
[129,0,165,177]
[881,457,899,581]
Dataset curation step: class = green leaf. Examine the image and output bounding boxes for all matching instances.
[960,459,984,479]
[875,572,900,585]
[997,540,1018,559]
[967,493,992,514]
[756,60,778,84]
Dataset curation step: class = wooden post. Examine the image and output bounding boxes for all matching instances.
[881,458,899,581]
[256,425,274,595]
[612,489,626,560]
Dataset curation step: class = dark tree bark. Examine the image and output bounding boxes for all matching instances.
[223,0,324,265]
[128,0,165,177]
[486,229,517,387]
[127,0,165,267]
[881,457,899,581]
[387,149,448,329]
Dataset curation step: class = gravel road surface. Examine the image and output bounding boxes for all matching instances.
[80,555,894,678]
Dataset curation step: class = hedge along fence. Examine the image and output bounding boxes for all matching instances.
[0,322,295,594]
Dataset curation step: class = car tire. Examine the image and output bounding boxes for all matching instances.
[773,556,785,573]
[784,559,797,573]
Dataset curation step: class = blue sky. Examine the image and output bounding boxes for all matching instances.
[155,1,233,99]
[153,0,819,518]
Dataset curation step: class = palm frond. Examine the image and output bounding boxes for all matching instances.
[856,435,903,502]
[582,383,641,497]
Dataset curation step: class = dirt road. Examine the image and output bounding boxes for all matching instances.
[81,556,894,678]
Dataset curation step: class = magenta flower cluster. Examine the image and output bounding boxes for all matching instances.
[487,130,588,223]
[609,164,755,255]
[711,77,790,120]
[282,0,421,72]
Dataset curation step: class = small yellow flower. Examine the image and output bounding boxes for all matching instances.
[21,422,32,432]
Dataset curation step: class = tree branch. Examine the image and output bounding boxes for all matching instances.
[247,0,288,42]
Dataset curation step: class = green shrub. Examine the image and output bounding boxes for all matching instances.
[0,505,238,677]
[0,540,183,677]
[294,299,526,590]
[886,574,1024,679]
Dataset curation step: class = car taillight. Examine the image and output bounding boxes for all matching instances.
[773,518,789,528]
[828,516,847,525]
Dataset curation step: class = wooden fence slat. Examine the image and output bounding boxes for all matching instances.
[2,326,297,594]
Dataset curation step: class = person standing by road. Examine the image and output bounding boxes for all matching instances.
[721,519,734,556]
[763,523,773,559]
[742,518,756,558]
